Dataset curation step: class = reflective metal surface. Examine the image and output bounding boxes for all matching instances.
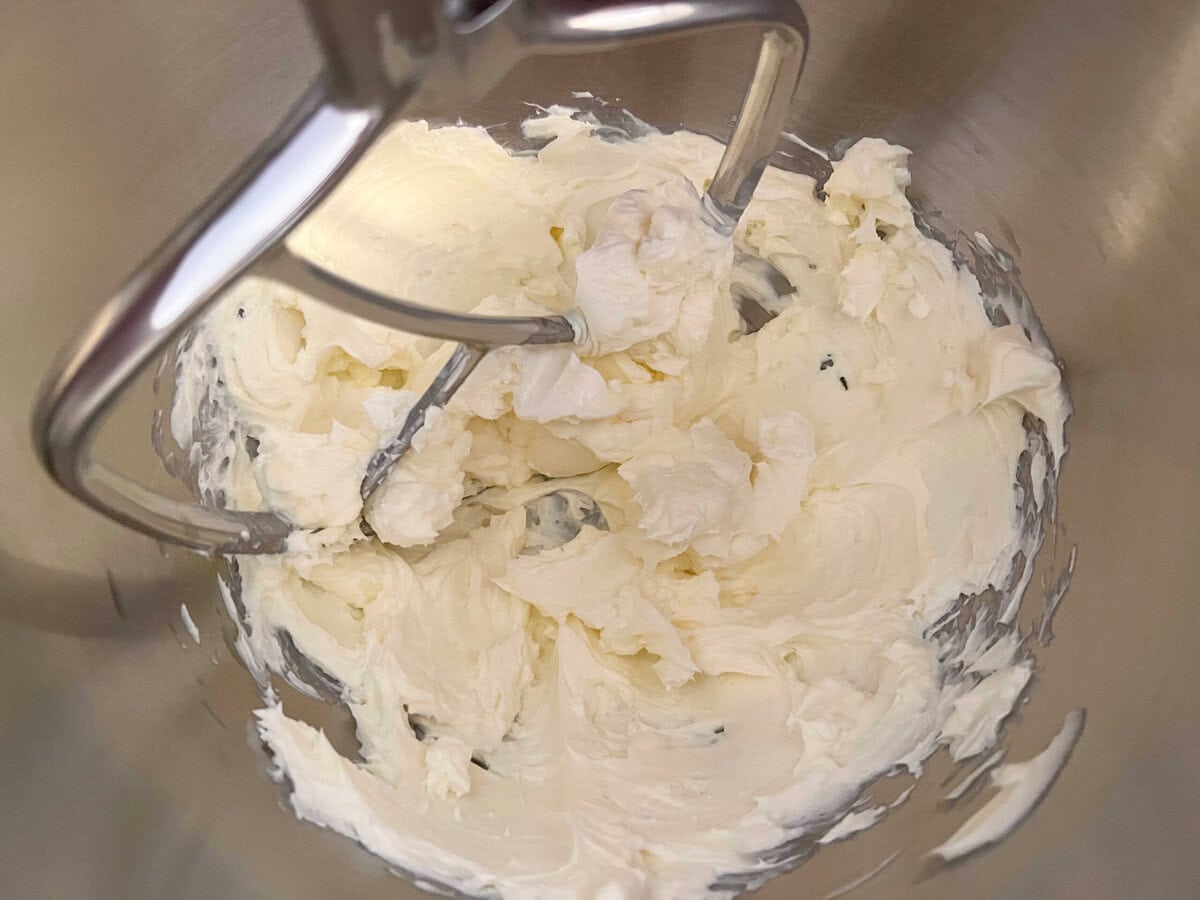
[1,0,1198,897]
[361,342,489,500]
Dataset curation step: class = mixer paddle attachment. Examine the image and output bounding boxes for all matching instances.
[33,0,808,555]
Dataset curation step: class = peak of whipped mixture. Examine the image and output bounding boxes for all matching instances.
[175,108,1068,898]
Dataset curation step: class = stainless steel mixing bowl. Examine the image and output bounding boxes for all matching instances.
[2,1,1197,897]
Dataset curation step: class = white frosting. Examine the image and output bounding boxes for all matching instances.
[932,709,1085,862]
[366,404,473,547]
[942,664,1033,760]
[573,180,732,354]
[179,603,200,645]
[177,110,1070,897]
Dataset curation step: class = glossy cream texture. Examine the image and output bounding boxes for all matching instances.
[179,111,1069,897]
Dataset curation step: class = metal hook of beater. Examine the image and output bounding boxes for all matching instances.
[31,0,808,555]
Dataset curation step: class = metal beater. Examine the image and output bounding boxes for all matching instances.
[34,0,807,554]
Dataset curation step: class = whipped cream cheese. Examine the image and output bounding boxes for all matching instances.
[174,108,1070,897]
[933,709,1085,863]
